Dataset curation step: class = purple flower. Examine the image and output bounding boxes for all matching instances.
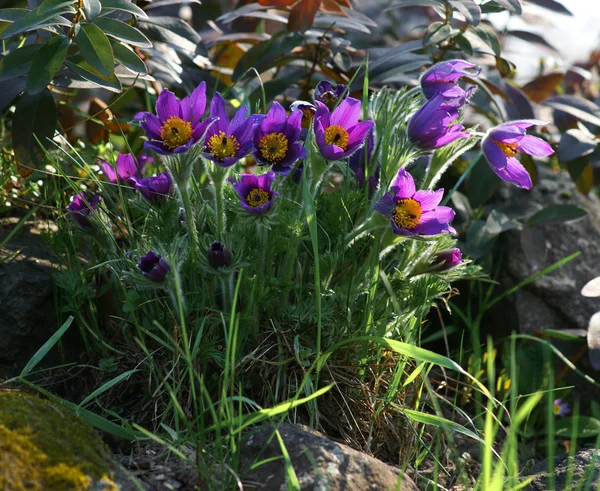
[349,130,380,195]
[128,172,173,201]
[314,80,348,110]
[374,168,456,236]
[208,241,233,269]
[482,120,554,190]
[100,153,149,183]
[228,171,279,216]
[67,193,101,228]
[421,60,479,106]
[553,399,570,417]
[314,98,375,161]
[432,248,463,271]
[290,100,316,140]
[138,251,170,282]
[203,93,259,168]
[253,102,306,174]
[407,94,470,150]
[134,82,212,155]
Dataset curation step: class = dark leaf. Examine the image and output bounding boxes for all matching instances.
[0,44,42,81]
[467,155,500,207]
[526,0,572,15]
[471,23,501,56]
[287,0,320,32]
[312,14,372,34]
[543,95,600,127]
[558,129,596,163]
[12,88,57,177]
[93,17,152,48]
[65,58,122,92]
[452,34,473,55]
[506,30,558,52]
[137,16,202,56]
[0,76,26,113]
[496,56,514,77]
[384,0,445,10]
[216,3,272,24]
[527,204,587,227]
[111,40,148,75]
[75,22,115,78]
[520,154,538,187]
[489,0,522,14]
[0,8,29,22]
[145,0,201,9]
[26,35,70,94]
[82,0,102,19]
[37,0,74,14]
[567,157,594,194]
[521,72,564,103]
[449,0,481,25]
[0,8,73,39]
[424,22,460,46]
[99,0,148,19]
[499,80,535,120]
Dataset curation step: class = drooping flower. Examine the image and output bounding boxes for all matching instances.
[128,172,173,201]
[203,93,259,168]
[134,82,212,155]
[314,98,375,161]
[207,241,233,269]
[482,120,554,190]
[67,193,101,228]
[553,399,570,417]
[421,60,479,106]
[407,94,470,150]
[138,251,170,282]
[374,168,456,236]
[290,100,316,139]
[253,102,306,174]
[100,153,150,183]
[432,248,463,271]
[314,80,348,110]
[229,171,279,216]
[349,130,380,195]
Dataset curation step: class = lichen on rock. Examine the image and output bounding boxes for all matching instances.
[0,390,119,491]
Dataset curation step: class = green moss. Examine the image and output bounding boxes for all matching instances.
[0,390,118,491]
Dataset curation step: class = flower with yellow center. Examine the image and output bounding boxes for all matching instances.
[207,131,240,161]
[494,140,519,158]
[160,117,193,150]
[323,125,349,150]
[392,198,422,230]
[246,188,270,208]
[259,133,289,164]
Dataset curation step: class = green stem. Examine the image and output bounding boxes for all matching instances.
[179,184,199,250]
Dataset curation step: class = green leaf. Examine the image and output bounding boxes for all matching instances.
[93,17,152,48]
[11,88,57,176]
[26,35,70,94]
[111,41,148,75]
[527,205,587,227]
[0,44,42,81]
[567,157,594,195]
[471,24,501,56]
[65,58,122,92]
[449,0,481,25]
[78,369,138,408]
[0,8,29,22]
[100,0,148,19]
[554,416,600,438]
[402,408,484,443]
[490,0,522,14]
[0,8,74,39]
[425,22,460,46]
[37,0,74,15]
[21,316,73,377]
[82,0,102,19]
[75,22,115,78]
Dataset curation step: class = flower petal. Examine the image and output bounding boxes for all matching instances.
[210,93,229,133]
[180,81,206,125]
[413,189,444,210]
[519,135,554,157]
[374,193,396,216]
[331,97,361,128]
[390,168,416,199]
[496,157,533,189]
[156,90,182,124]
[314,101,331,129]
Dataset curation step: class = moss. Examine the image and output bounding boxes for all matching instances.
[0,390,118,491]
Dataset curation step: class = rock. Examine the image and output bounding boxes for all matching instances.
[526,448,599,490]
[0,216,57,368]
[498,168,600,335]
[239,423,418,491]
[0,390,122,490]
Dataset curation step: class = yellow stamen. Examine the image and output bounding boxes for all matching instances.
[259,133,289,164]
[392,198,422,230]
[300,108,315,129]
[553,404,562,416]
[494,140,520,158]
[207,131,240,161]
[246,188,270,207]
[160,116,193,149]
[324,125,349,150]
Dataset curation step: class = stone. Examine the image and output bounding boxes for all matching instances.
[239,423,418,491]
[0,216,57,368]
[0,390,122,490]
[526,448,599,490]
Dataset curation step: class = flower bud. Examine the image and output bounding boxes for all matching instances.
[138,251,170,282]
[207,241,232,269]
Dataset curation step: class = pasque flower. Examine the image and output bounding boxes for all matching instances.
[128,172,173,201]
[138,251,170,282]
[432,248,463,271]
[229,171,279,215]
[100,153,151,183]
[67,193,101,227]
[482,120,553,190]
[134,82,212,155]
[203,93,259,168]
[553,399,570,417]
[421,60,479,106]
[349,130,380,195]
[253,102,306,174]
[374,168,455,236]
[207,241,233,269]
[407,94,470,150]
[314,80,348,110]
[314,98,375,161]
[290,100,316,139]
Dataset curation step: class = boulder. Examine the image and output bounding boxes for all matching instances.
[239,423,418,491]
[0,390,121,490]
[526,448,599,490]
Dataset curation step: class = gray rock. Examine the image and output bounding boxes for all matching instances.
[527,448,599,490]
[0,216,57,367]
[239,423,418,491]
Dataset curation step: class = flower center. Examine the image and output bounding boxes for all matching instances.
[392,198,422,230]
[246,188,270,208]
[494,140,520,158]
[553,403,562,416]
[207,131,240,161]
[160,117,193,149]
[324,125,349,150]
[259,133,289,164]
[300,108,315,129]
